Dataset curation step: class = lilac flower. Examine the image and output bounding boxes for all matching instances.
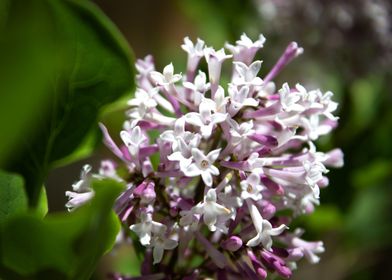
[66,33,343,279]
[183,148,221,186]
[65,191,94,211]
[240,172,264,201]
[65,164,119,211]
[279,83,305,112]
[228,119,255,154]
[247,201,287,248]
[150,228,178,264]
[182,37,205,81]
[232,60,264,86]
[130,212,166,246]
[150,63,182,87]
[184,98,227,139]
[228,86,259,116]
[192,188,231,231]
[128,88,158,112]
[225,33,266,65]
[183,71,210,106]
[217,185,242,220]
[264,42,303,83]
[72,164,92,192]
[120,125,148,167]
[204,47,232,96]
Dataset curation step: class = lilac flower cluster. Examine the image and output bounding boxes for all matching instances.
[66,34,343,279]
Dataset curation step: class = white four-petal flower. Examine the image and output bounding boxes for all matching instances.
[194,188,231,231]
[130,212,166,246]
[228,85,259,115]
[279,83,305,112]
[185,98,227,139]
[150,63,182,86]
[247,201,287,249]
[183,148,221,186]
[182,37,205,58]
[225,33,266,65]
[232,61,264,86]
[229,119,255,146]
[183,71,210,106]
[120,126,145,160]
[150,229,178,264]
[240,171,264,201]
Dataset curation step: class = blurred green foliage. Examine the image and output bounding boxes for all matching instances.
[0,177,124,279]
[0,171,28,225]
[1,0,134,206]
[0,0,134,279]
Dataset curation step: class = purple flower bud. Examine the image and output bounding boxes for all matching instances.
[273,260,292,278]
[324,148,344,168]
[133,181,148,197]
[317,176,329,188]
[260,176,285,195]
[248,133,278,147]
[264,42,303,83]
[99,123,128,162]
[221,236,243,251]
[260,201,276,219]
[139,145,159,158]
[114,183,135,214]
[256,267,267,279]
[140,182,156,204]
[247,250,267,279]
[260,250,292,279]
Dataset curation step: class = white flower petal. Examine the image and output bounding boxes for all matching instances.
[164,239,178,250]
[209,165,220,176]
[211,113,227,124]
[185,113,204,127]
[153,245,164,264]
[268,224,288,236]
[201,171,213,186]
[207,148,221,163]
[184,163,201,177]
[191,148,207,164]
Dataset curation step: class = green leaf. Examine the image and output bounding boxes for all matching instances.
[34,187,48,218]
[0,170,28,225]
[0,0,62,167]
[4,0,135,205]
[0,179,124,279]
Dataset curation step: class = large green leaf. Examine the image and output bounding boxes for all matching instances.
[0,0,61,167]
[0,178,124,279]
[0,170,48,225]
[3,0,134,205]
[0,171,28,225]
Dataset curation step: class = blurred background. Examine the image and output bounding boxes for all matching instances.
[42,0,392,279]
